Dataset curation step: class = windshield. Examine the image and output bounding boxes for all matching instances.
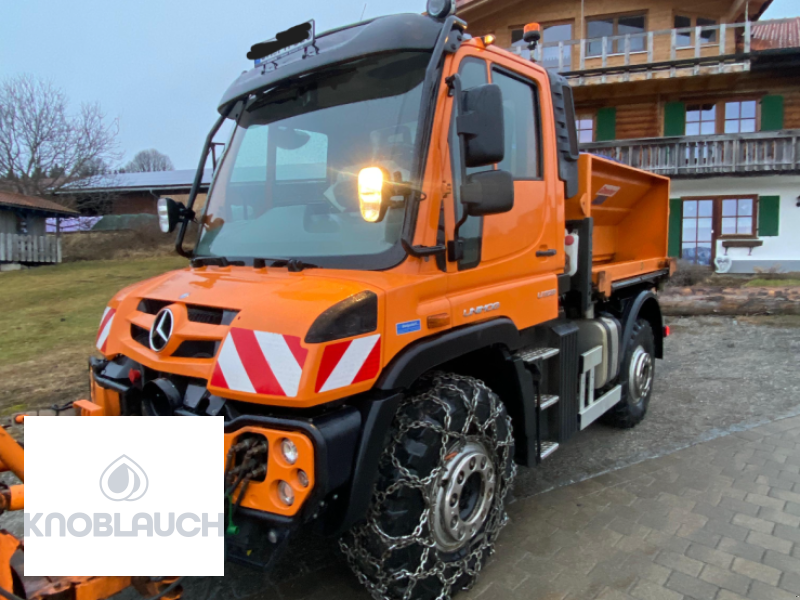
[195,52,430,268]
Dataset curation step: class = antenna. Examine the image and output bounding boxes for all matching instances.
[360,3,367,20]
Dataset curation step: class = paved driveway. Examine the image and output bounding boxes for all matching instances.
[171,315,800,600]
[6,316,799,600]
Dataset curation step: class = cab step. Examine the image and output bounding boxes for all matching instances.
[540,441,559,459]
[539,394,560,410]
[516,347,559,364]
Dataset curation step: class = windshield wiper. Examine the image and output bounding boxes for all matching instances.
[191,256,246,268]
[253,258,319,272]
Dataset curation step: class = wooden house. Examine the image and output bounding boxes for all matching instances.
[0,191,76,268]
[458,0,800,273]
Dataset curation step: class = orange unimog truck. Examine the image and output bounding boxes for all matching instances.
[3,5,673,600]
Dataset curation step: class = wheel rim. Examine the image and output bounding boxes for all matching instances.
[431,441,496,553]
[629,345,653,404]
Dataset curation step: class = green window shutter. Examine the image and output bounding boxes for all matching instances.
[758,195,780,236]
[668,198,683,258]
[664,102,686,137]
[596,107,616,141]
[760,95,784,131]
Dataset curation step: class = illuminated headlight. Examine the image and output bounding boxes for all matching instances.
[278,480,295,506]
[281,438,298,465]
[358,167,385,223]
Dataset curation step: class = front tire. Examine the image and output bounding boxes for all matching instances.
[340,372,516,600]
[605,318,655,428]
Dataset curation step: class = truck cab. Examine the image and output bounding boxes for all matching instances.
[82,11,672,600]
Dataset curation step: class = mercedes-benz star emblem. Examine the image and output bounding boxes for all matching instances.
[149,308,174,352]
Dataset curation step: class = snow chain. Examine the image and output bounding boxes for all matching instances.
[340,373,517,600]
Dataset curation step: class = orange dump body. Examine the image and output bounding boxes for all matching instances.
[565,154,672,296]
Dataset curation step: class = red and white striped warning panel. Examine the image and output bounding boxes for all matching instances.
[315,334,381,393]
[210,328,309,397]
[96,307,116,353]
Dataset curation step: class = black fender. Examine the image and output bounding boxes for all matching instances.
[621,289,664,359]
[375,318,522,391]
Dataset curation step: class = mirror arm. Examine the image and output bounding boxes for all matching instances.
[444,73,471,263]
[175,106,233,258]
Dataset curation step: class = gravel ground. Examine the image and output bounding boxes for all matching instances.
[8,315,800,599]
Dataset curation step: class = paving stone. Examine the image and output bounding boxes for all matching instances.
[685,543,735,569]
[704,518,751,542]
[732,513,776,534]
[747,580,800,600]
[758,508,800,528]
[745,493,786,512]
[762,550,800,575]
[718,536,767,563]
[731,557,782,585]
[698,563,751,595]
[777,571,800,594]
[664,571,719,600]
[629,579,684,600]
[654,550,704,577]
[746,531,793,555]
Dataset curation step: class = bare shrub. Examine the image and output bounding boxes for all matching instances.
[667,260,713,287]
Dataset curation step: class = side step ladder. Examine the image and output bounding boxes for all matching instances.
[515,346,562,463]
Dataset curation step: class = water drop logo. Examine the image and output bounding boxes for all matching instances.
[99,455,149,501]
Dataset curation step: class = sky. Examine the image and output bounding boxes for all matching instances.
[1,0,797,170]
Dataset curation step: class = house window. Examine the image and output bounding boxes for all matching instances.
[586,13,646,56]
[681,199,713,265]
[674,15,718,47]
[511,28,524,44]
[724,100,757,133]
[686,103,717,135]
[721,197,756,236]
[576,115,594,143]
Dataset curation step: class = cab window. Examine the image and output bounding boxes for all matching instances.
[492,67,542,179]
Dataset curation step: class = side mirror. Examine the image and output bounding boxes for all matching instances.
[157,197,182,233]
[457,83,505,168]
[461,169,514,217]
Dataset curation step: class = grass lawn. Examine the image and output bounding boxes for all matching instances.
[0,256,186,413]
[745,278,800,288]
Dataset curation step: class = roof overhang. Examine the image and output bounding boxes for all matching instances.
[0,203,77,217]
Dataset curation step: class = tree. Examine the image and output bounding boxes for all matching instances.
[0,74,119,197]
[123,149,174,173]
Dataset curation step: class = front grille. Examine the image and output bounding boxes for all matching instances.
[137,298,238,326]
[173,340,219,358]
[186,305,238,326]
[131,324,150,346]
[137,299,170,315]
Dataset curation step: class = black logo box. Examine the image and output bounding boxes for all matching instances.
[24,417,224,576]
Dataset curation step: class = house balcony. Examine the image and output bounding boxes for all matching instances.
[509,21,753,86]
[581,130,800,178]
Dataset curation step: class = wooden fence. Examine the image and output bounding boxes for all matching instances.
[0,233,62,264]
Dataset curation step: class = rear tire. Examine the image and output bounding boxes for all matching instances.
[340,372,516,600]
[605,318,655,429]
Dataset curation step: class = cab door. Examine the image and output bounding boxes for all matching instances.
[443,49,563,331]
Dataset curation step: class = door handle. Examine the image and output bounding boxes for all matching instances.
[536,249,557,257]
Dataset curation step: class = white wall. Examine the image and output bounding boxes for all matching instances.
[670,175,800,273]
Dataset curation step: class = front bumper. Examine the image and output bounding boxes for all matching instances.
[83,355,382,568]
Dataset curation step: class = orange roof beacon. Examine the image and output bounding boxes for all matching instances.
[0,2,673,598]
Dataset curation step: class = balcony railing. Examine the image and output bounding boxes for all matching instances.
[509,21,752,81]
[581,131,800,177]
